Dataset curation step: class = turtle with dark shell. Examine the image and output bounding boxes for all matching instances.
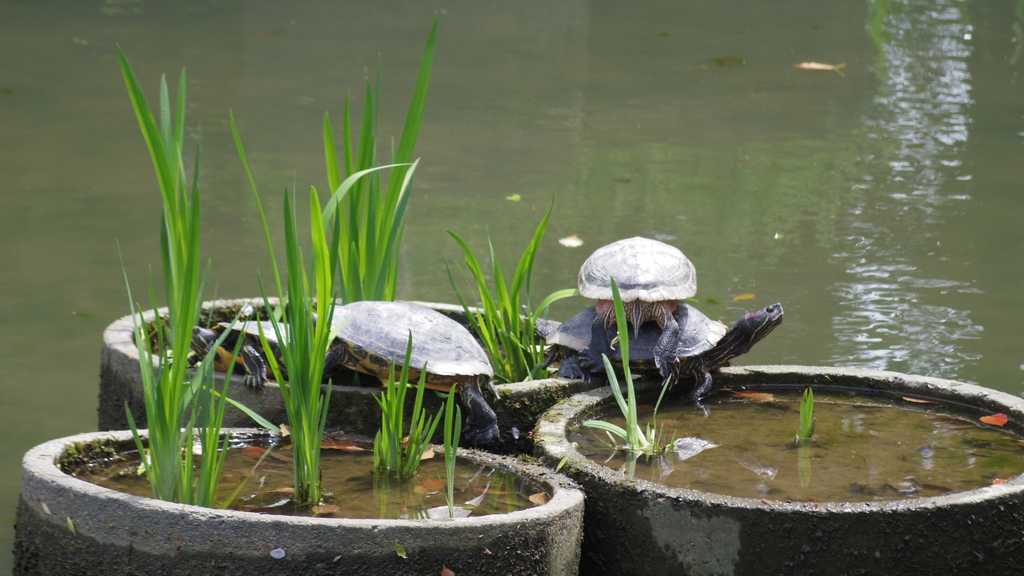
[189,301,500,446]
[545,302,783,400]
[576,237,698,379]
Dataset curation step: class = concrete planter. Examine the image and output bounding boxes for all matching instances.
[97,299,584,453]
[534,365,1024,576]
[14,429,584,576]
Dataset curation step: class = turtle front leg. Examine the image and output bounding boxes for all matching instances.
[458,376,500,446]
[189,327,219,368]
[579,317,613,375]
[653,313,682,380]
[237,342,267,391]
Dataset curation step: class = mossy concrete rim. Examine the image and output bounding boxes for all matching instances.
[98,298,576,452]
[16,428,584,576]
[536,364,1024,513]
[535,365,1024,575]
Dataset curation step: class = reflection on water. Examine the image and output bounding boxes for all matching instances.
[829,0,981,378]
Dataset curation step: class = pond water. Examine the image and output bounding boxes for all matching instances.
[570,388,1024,502]
[2,0,1023,570]
[69,435,545,519]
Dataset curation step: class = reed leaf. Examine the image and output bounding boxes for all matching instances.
[117,47,228,504]
[447,203,575,383]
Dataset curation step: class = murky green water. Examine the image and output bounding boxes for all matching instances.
[571,389,1024,502]
[70,435,544,519]
[3,0,1023,569]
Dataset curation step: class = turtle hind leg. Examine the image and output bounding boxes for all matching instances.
[459,376,500,446]
[686,362,714,402]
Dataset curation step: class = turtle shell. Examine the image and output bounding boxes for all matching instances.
[577,237,697,302]
[547,301,726,362]
[329,301,493,378]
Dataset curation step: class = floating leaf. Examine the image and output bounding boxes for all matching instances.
[731,390,775,403]
[992,478,1010,485]
[528,492,549,506]
[505,194,522,202]
[710,56,746,67]
[1,88,13,95]
[311,504,339,515]
[241,446,267,457]
[71,311,94,317]
[394,540,407,559]
[732,293,755,302]
[422,478,444,491]
[705,298,721,305]
[902,396,938,404]
[321,439,366,451]
[559,235,584,247]
[980,413,1009,426]
[794,62,846,76]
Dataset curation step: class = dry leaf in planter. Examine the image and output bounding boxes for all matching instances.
[241,446,266,458]
[421,479,444,491]
[731,390,775,403]
[528,492,549,506]
[311,505,339,515]
[902,397,938,404]
[320,439,366,451]
[980,413,1009,426]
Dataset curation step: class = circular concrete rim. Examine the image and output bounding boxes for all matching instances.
[101,297,479,400]
[23,428,584,536]
[535,364,1024,513]
[99,298,567,435]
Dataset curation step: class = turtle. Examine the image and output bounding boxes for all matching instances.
[189,301,500,446]
[576,237,698,379]
[545,302,783,400]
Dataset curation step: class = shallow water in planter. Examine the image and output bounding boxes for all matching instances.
[68,435,547,519]
[570,387,1024,503]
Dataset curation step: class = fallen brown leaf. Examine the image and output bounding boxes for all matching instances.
[902,396,938,404]
[731,390,775,403]
[321,439,366,451]
[528,492,549,506]
[980,413,1009,427]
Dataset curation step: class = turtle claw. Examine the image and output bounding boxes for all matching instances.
[459,378,501,446]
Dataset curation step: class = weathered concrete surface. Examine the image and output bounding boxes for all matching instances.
[15,429,584,576]
[535,366,1024,576]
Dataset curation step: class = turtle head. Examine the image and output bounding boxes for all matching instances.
[707,303,784,368]
[728,303,784,349]
[737,303,783,335]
